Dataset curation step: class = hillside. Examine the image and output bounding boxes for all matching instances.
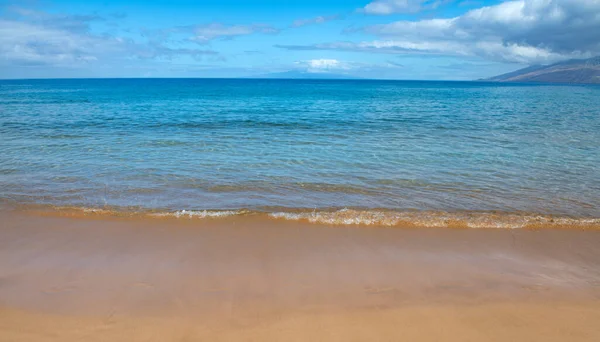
[486,56,600,84]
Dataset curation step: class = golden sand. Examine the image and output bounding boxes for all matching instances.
[1,209,599,341]
[2,301,600,342]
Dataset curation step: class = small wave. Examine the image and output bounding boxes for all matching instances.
[140,140,191,147]
[150,209,249,218]
[0,168,19,175]
[40,134,89,140]
[0,98,91,105]
[8,204,600,229]
[155,120,317,130]
[268,209,600,229]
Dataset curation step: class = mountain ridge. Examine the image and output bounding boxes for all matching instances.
[485,56,600,84]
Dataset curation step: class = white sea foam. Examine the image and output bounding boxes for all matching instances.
[268,209,600,229]
[269,209,398,226]
[151,209,247,218]
[28,204,600,229]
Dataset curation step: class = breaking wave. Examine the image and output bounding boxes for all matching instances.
[10,203,600,230]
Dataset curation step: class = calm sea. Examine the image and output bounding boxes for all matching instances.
[1,79,599,226]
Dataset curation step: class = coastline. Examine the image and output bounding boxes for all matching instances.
[3,201,600,229]
[1,209,599,341]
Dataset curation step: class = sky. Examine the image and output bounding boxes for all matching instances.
[1,0,599,79]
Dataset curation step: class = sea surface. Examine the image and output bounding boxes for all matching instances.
[1,79,599,227]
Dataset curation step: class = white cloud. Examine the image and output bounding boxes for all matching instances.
[0,19,122,66]
[293,58,405,75]
[363,0,450,15]
[190,23,279,43]
[308,59,344,69]
[296,59,349,72]
[284,0,600,64]
[291,15,340,28]
[0,9,220,68]
[365,0,600,63]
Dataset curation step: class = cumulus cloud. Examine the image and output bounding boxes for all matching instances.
[293,58,404,75]
[6,7,105,33]
[362,0,450,15]
[283,0,600,64]
[276,40,465,55]
[298,58,349,72]
[0,8,219,68]
[0,18,122,66]
[368,0,600,63]
[189,23,279,44]
[144,23,279,45]
[291,15,341,27]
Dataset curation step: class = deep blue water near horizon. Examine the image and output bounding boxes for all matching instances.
[1,78,599,217]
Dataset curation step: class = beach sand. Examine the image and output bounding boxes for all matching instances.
[1,209,600,341]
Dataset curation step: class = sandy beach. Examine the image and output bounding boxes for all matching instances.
[3,3,600,339]
[1,209,599,341]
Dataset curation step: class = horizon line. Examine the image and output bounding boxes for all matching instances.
[0,77,485,82]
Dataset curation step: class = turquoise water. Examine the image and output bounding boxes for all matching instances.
[1,79,599,219]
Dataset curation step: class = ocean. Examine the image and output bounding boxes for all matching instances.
[1,78,599,227]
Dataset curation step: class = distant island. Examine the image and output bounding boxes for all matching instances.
[251,70,361,80]
[485,56,600,84]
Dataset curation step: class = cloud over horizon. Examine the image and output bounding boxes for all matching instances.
[296,58,350,72]
[362,0,452,15]
[291,15,342,28]
[283,0,600,65]
[1,0,600,79]
[190,23,279,44]
[0,7,220,69]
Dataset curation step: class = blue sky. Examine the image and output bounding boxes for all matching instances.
[1,0,599,79]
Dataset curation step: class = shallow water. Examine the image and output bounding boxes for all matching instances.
[1,79,599,218]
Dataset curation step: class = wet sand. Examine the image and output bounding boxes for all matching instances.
[1,209,600,341]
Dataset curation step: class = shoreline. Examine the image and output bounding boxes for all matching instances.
[1,209,600,340]
[2,201,600,229]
